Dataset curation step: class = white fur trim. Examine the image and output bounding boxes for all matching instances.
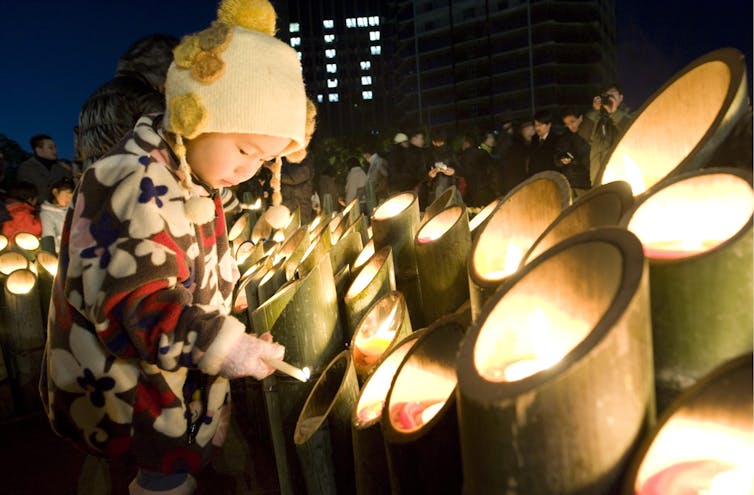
[198,317,246,375]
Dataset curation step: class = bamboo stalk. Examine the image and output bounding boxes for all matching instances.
[343,246,396,342]
[421,185,460,227]
[351,330,424,495]
[296,229,332,279]
[235,240,264,276]
[468,198,501,241]
[294,350,359,495]
[275,226,310,281]
[256,258,287,306]
[13,232,40,261]
[381,308,470,494]
[329,229,363,277]
[415,205,471,324]
[228,211,253,256]
[620,167,753,411]
[342,213,370,247]
[468,171,571,322]
[351,239,375,278]
[0,235,8,253]
[457,228,654,495]
[35,251,58,327]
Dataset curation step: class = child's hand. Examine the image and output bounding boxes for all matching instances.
[220,331,285,380]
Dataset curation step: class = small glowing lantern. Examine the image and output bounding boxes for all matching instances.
[352,238,375,276]
[13,232,40,258]
[468,198,501,240]
[35,251,58,325]
[328,230,363,279]
[0,251,29,276]
[457,228,653,494]
[351,291,412,381]
[468,171,571,321]
[0,234,8,252]
[420,185,460,228]
[623,355,753,495]
[343,246,396,340]
[415,205,471,324]
[597,48,749,195]
[620,167,753,411]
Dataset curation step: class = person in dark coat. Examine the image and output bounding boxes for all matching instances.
[528,110,564,176]
[457,133,498,207]
[558,108,592,192]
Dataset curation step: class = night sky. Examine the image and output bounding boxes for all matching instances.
[1,0,751,160]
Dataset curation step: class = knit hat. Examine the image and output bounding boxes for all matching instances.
[164,0,316,226]
[393,132,408,144]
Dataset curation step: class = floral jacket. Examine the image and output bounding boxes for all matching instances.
[40,115,245,474]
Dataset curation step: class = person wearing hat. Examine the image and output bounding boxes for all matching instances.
[40,1,316,493]
[386,131,416,194]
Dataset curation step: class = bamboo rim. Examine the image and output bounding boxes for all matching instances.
[597,48,749,195]
[6,269,37,295]
[329,229,363,278]
[343,246,396,338]
[13,233,39,253]
[468,197,501,237]
[422,185,459,226]
[352,238,375,276]
[0,252,29,276]
[0,234,8,252]
[35,251,58,279]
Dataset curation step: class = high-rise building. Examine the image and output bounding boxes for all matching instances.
[395,0,617,133]
[277,1,398,139]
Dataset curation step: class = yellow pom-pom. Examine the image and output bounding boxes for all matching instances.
[197,21,233,51]
[191,51,226,83]
[168,93,208,138]
[263,204,291,230]
[174,35,201,68]
[217,0,277,35]
[184,195,217,225]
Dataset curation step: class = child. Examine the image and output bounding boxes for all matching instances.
[40,1,316,493]
[0,180,41,242]
[39,176,75,253]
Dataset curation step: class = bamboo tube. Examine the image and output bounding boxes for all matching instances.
[351,330,424,495]
[35,251,58,326]
[0,252,30,277]
[421,185,460,227]
[329,229,363,277]
[350,291,412,383]
[381,309,470,494]
[468,197,501,242]
[282,206,302,240]
[0,234,8,253]
[331,199,360,243]
[343,246,396,341]
[0,269,45,412]
[342,213,370,247]
[415,205,471,324]
[307,211,329,241]
[13,232,40,260]
[328,212,345,245]
[620,167,753,411]
[523,180,634,264]
[468,171,571,321]
[296,231,331,279]
[294,351,359,495]
[228,211,253,256]
[351,239,375,278]
[274,227,310,281]
[256,257,287,306]
[235,240,264,276]
[457,227,653,495]
[621,355,752,495]
[334,264,354,348]
[371,192,422,327]
[597,48,749,195]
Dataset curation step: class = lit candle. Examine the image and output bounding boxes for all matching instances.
[356,400,384,424]
[264,358,311,382]
[389,399,446,431]
[355,302,399,357]
[637,459,752,495]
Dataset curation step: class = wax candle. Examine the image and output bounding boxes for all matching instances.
[389,399,446,431]
[356,400,384,424]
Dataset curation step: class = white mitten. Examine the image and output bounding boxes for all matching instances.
[220,332,285,379]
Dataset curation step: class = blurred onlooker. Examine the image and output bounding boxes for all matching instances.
[363,146,389,202]
[528,110,564,176]
[558,108,592,192]
[76,34,179,169]
[344,156,368,211]
[0,181,41,242]
[500,120,532,194]
[17,134,74,204]
[40,176,75,253]
[585,82,632,184]
[428,129,458,201]
[386,132,413,194]
[457,132,497,207]
[281,156,315,223]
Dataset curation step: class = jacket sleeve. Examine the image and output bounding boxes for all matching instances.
[67,158,244,375]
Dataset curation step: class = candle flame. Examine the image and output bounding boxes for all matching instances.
[302,367,311,381]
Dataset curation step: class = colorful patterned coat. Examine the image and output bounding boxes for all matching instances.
[40,115,245,474]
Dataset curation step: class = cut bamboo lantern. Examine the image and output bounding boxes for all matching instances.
[256,258,287,305]
[13,232,40,260]
[35,251,58,326]
[0,252,30,278]
[342,212,370,247]
[0,269,45,412]
[295,231,331,279]
[597,48,749,195]
[0,234,8,253]
[343,246,396,341]
[350,291,412,382]
[294,350,359,495]
[415,205,471,324]
[331,198,361,243]
[351,239,375,278]
[381,310,469,494]
[228,210,253,256]
[620,167,753,412]
[468,171,571,321]
[351,330,424,495]
[622,354,752,495]
[274,226,310,281]
[523,180,634,264]
[468,197,501,241]
[371,192,423,327]
[329,229,363,278]
[421,185,460,227]
[457,227,653,495]
[235,240,264,276]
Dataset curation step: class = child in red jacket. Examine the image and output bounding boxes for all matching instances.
[0,181,41,242]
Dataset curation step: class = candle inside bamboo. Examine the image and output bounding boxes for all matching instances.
[264,358,311,382]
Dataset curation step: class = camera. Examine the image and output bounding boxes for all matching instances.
[600,94,613,104]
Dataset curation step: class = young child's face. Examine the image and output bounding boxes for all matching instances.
[54,188,74,207]
[185,133,291,188]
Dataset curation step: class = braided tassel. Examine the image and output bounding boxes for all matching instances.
[175,134,216,225]
[262,156,291,230]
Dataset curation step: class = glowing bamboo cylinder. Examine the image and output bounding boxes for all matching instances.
[35,250,58,326]
[622,355,752,495]
[235,240,264,276]
[351,239,375,278]
[457,227,653,495]
[350,291,412,382]
[342,212,370,247]
[523,180,634,264]
[343,246,396,341]
[0,269,45,412]
[282,206,302,240]
[351,330,424,495]
[228,211,253,255]
[468,171,571,321]
[0,234,8,253]
[294,350,359,495]
[13,232,40,260]
[415,205,471,324]
[597,48,749,196]
[371,192,422,327]
[381,310,470,494]
[274,226,310,281]
[620,167,753,411]
[296,231,331,279]
[421,185,460,227]
[0,252,30,279]
[468,197,501,242]
[256,258,287,305]
[331,198,360,243]
[329,229,363,278]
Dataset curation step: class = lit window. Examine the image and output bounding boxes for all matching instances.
[360,60,371,70]
[369,31,380,41]
[290,37,301,47]
[297,51,302,61]
[346,18,356,28]
[370,45,381,55]
[369,16,380,26]
[289,22,300,33]
[357,17,368,27]
[361,76,372,85]
[324,34,335,43]
[323,19,334,29]
[325,49,336,58]
[362,90,373,100]
[327,78,338,88]
[317,94,323,103]
[326,63,337,73]
[328,93,339,102]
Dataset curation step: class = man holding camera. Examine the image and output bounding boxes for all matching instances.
[585,83,632,185]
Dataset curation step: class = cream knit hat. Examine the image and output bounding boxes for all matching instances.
[164,0,316,226]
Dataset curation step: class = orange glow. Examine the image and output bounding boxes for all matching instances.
[14,232,39,251]
[0,252,28,276]
[6,269,36,295]
[354,296,400,357]
[37,252,58,278]
[353,239,375,272]
[417,206,462,244]
[0,235,8,252]
[602,153,647,195]
[477,241,524,281]
[373,193,413,220]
